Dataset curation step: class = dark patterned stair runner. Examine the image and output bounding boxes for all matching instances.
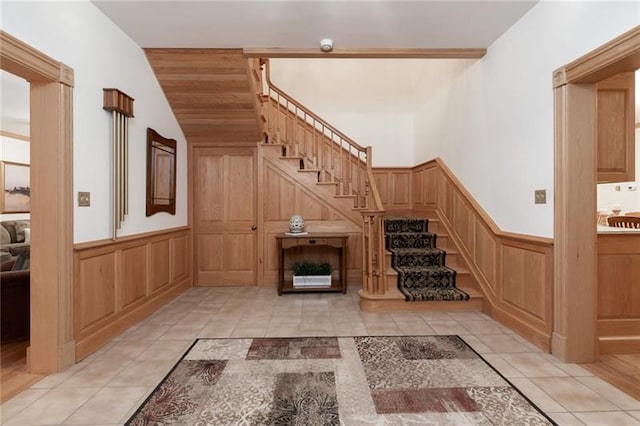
[385,218,469,302]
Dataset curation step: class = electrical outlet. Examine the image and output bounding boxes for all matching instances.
[534,189,547,204]
[78,191,90,207]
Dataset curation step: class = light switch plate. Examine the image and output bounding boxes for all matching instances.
[534,189,546,204]
[78,191,90,207]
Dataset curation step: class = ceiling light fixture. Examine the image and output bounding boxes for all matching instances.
[320,38,333,52]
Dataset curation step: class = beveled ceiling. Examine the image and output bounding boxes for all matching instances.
[145,49,261,144]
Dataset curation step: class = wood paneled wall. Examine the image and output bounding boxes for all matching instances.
[372,168,413,211]
[73,227,191,360]
[376,159,554,351]
[258,145,363,286]
[597,233,640,354]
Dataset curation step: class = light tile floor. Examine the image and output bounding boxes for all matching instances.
[2,286,639,425]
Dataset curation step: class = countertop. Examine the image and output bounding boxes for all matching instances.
[597,225,640,234]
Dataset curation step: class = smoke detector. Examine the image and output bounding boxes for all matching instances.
[320,39,333,52]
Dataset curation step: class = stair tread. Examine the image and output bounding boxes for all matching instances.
[394,265,455,272]
[298,168,322,172]
[316,182,339,186]
[387,248,459,255]
[391,248,444,253]
[335,195,356,199]
[387,265,470,275]
[386,231,436,235]
[384,217,474,303]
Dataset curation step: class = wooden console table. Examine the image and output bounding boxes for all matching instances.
[276,233,348,295]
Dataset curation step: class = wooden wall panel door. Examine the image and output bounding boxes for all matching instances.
[194,147,256,285]
[596,72,635,183]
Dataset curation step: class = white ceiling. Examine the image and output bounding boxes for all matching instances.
[92,0,538,49]
[3,2,639,131]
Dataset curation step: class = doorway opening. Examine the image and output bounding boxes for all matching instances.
[0,31,75,401]
[553,27,639,364]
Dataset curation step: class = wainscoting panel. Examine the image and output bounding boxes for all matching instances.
[453,192,474,251]
[372,168,412,211]
[74,227,192,360]
[77,252,116,331]
[150,239,171,293]
[410,162,438,210]
[500,241,551,323]
[474,221,498,296]
[382,159,554,351]
[597,233,640,354]
[172,234,188,281]
[120,246,147,310]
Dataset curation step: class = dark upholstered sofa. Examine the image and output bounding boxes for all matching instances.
[1,255,30,342]
[0,220,30,254]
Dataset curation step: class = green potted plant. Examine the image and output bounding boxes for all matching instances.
[291,260,332,288]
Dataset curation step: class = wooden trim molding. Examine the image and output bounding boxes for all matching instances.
[0,30,73,86]
[0,130,29,141]
[553,26,640,363]
[244,48,486,59]
[73,226,190,251]
[1,31,76,374]
[553,25,640,86]
[73,228,192,360]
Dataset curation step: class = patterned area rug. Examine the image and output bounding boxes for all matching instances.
[126,336,555,425]
[385,217,470,301]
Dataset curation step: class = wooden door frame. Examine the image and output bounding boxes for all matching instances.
[1,31,75,373]
[553,26,639,363]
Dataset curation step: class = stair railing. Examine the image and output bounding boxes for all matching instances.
[250,58,387,296]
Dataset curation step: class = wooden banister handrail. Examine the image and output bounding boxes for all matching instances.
[257,58,386,298]
[265,60,367,153]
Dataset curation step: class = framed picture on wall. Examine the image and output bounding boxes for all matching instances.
[1,161,30,213]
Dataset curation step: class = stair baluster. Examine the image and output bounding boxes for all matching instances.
[251,59,387,298]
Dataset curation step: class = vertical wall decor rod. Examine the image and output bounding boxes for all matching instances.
[103,88,135,240]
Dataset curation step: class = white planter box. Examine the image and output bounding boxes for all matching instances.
[292,275,332,288]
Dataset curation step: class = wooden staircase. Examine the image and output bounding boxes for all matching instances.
[258,142,365,225]
[254,60,374,211]
[364,212,483,312]
[144,51,481,312]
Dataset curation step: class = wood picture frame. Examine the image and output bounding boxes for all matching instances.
[1,160,30,213]
[146,128,176,216]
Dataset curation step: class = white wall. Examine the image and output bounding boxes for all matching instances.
[1,1,187,243]
[270,59,427,167]
[414,1,640,237]
[0,135,30,221]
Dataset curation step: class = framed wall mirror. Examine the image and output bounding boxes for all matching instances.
[146,128,176,216]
